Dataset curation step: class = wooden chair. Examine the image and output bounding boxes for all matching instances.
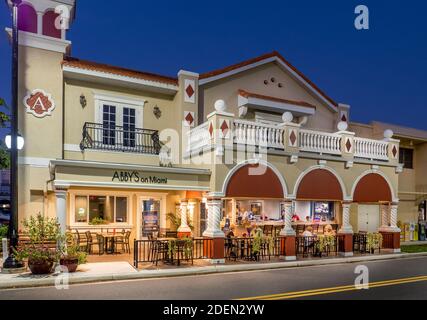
[165,231,178,238]
[263,225,273,237]
[273,226,282,237]
[96,234,105,255]
[85,231,94,254]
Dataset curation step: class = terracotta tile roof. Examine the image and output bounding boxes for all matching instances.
[200,51,338,107]
[238,89,316,109]
[62,57,178,86]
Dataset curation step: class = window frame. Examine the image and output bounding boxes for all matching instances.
[399,147,414,169]
[71,192,132,227]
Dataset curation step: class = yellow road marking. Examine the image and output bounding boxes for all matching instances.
[238,275,427,300]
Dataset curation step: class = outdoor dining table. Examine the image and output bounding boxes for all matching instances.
[97,233,124,254]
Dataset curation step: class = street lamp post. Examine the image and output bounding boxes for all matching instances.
[3,0,24,269]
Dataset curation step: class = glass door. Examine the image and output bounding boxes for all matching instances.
[141,199,160,237]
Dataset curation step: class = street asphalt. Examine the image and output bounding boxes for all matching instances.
[1,256,427,300]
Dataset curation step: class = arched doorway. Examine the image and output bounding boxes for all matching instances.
[353,173,394,233]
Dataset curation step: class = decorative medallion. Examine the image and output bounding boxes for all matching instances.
[345,138,353,153]
[184,79,196,103]
[24,89,55,118]
[184,111,195,127]
[153,105,162,119]
[220,119,230,138]
[289,130,297,147]
[209,122,214,138]
[392,145,398,158]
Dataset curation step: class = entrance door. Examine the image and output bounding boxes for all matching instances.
[358,205,380,233]
[141,199,160,237]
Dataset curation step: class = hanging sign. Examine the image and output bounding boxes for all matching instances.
[24,89,56,118]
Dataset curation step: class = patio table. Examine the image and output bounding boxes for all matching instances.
[97,233,124,254]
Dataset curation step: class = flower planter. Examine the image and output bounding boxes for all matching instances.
[60,257,79,273]
[28,259,54,275]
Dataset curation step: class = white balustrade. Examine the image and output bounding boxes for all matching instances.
[354,137,389,161]
[233,120,285,149]
[299,129,342,155]
[187,122,211,152]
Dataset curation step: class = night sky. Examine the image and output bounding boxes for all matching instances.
[0,0,426,136]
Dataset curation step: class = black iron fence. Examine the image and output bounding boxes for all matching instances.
[224,237,283,261]
[296,235,339,258]
[134,238,213,268]
[80,122,161,154]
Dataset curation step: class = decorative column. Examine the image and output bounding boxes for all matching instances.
[203,198,225,264]
[338,202,354,257]
[379,203,390,231]
[379,202,401,253]
[280,200,296,261]
[177,200,192,238]
[55,189,68,235]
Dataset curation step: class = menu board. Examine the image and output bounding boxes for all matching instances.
[142,200,159,237]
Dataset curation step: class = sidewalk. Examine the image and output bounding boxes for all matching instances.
[1,252,427,290]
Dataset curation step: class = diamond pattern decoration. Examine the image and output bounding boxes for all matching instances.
[289,130,297,146]
[220,120,229,137]
[341,113,347,122]
[186,84,195,98]
[392,145,398,158]
[209,122,214,138]
[185,112,194,126]
[345,138,352,152]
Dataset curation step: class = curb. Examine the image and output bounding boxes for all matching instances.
[1,252,427,290]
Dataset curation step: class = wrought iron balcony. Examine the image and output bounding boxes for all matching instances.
[80,122,161,155]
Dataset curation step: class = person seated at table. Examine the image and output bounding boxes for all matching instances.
[305,216,311,223]
[292,214,300,222]
[302,226,314,237]
[324,224,336,236]
[226,228,235,238]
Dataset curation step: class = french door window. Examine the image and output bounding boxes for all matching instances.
[102,105,116,145]
[98,99,142,149]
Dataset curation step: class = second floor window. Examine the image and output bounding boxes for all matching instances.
[399,148,414,169]
[101,103,139,147]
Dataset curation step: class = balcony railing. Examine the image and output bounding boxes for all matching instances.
[187,117,399,164]
[80,122,161,155]
[299,129,342,155]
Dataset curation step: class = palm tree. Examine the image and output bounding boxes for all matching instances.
[0,98,11,169]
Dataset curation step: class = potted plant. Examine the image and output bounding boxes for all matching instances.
[89,217,109,225]
[13,214,61,275]
[58,233,87,273]
[166,212,194,231]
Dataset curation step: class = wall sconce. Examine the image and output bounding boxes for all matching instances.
[153,105,162,119]
[80,94,87,108]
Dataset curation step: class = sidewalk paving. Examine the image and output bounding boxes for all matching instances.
[1,252,427,290]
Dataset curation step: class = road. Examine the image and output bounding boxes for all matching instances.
[1,256,427,300]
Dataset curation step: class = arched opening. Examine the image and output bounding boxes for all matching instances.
[353,173,393,203]
[43,10,61,39]
[225,164,285,198]
[18,3,38,33]
[294,168,344,230]
[353,173,393,234]
[296,169,344,201]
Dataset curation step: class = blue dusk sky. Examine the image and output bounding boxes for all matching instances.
[0,0,426,134]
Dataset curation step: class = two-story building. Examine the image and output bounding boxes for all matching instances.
[7,0,419,261]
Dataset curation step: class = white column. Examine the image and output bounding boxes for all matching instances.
[379,203,390,231]
[339,202,353,234]
[37,12,43,35]
[280,201,296,236]
[203,199,225,238]
[389,203,401,232]
[55,190,67,234]
[177,200,191,233]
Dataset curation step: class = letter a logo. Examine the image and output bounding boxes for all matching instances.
[354,5,370,30]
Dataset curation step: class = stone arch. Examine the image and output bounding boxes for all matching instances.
[18,2,38,33]
[222,160,288,199]
[43,9,61,38]
[352,170,395,203]
[294,166,347,201]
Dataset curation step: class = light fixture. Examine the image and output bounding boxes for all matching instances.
[5,134,24,150]
[80,94,87,108]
